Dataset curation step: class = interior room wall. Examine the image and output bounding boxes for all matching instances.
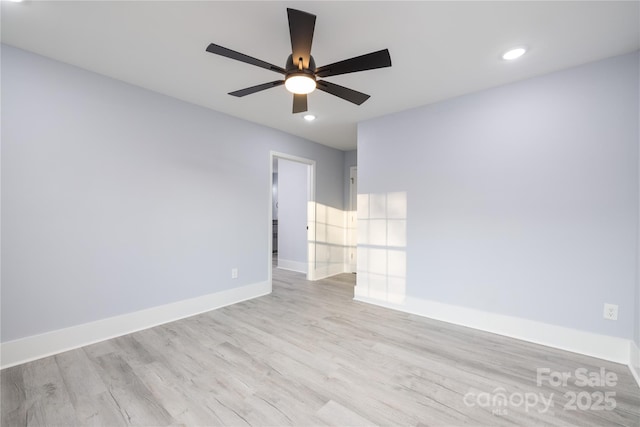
[357,51,639,341]
[276,158,309,273]
[1,45,346,343]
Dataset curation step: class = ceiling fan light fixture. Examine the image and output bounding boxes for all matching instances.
[205,8,392,113]
[285,74,316,94]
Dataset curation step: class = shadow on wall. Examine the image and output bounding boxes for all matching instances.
[355,192,407,303]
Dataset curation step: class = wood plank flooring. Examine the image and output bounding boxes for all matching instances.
[2,268,639,426]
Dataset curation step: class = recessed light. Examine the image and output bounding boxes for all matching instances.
[303,114,316,122]
[502,47,526,61]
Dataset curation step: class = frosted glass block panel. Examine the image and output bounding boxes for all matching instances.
[368,248,387,275]
[387,249,406,278]
[368,274,387,300]
[358,220,369,245]
[387,192,407,219]
[351,192,408,303]
[369,193,386,219]
[387,277,406,304]
[357,194,369,219]
[369,219,387,246]
[315,222,327,243]
[387,220,407,247]
[356,272,370,297]
[354,284,368,298]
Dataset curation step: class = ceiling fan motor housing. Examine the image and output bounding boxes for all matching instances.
[285,54,316,79]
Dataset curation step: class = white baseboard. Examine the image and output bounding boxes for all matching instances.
[630,341,640,388]
[354,294,632,366]
[276,259,308,274]
[0,281,271,369]
[276,260,346,281]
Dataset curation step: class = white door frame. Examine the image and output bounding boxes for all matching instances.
[348,166,358,273]
[268,151,316,284]
[349,166,358,212]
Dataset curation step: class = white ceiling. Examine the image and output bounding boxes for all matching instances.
[2,1,638,150]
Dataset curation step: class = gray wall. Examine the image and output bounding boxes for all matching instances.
[1,45,345,342]
[358,51,639,339]
[277,158,309,270]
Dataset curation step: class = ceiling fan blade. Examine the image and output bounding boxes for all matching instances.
[316,81,370,105]
[315,49,392,78]
[287,8,316,69]
[229,80,285,97]
[293,94,308,113]
[206,43,286,74]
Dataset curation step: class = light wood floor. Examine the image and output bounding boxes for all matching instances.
[2,268,639,426]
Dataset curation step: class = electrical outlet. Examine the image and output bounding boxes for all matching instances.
[603,303,618,321]
[231,268,238,279]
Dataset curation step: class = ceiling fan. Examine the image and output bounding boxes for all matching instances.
[205,8,392,114]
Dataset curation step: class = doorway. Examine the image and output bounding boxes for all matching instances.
[269,152,316,282]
